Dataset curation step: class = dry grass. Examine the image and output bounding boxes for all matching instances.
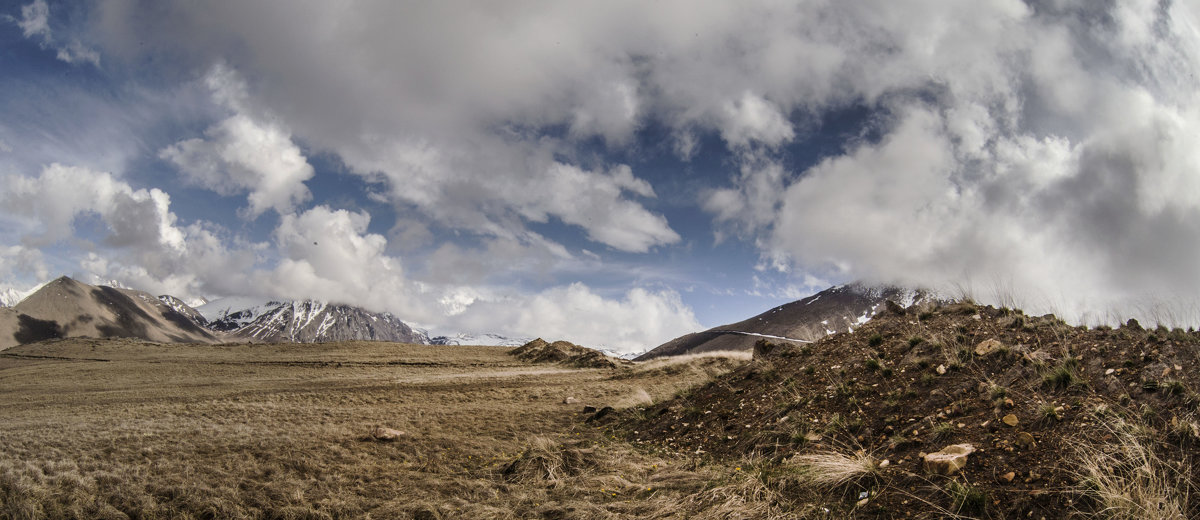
[0,338,771,519]
[789,448,881,488]
[1072,419,1193,520]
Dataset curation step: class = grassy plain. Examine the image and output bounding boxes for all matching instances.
[0,339,757,519]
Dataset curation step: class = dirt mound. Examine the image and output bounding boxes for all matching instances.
[511,338,631,369]
[614,301,1200,518]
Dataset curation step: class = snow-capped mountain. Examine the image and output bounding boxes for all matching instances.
[158,295,209,327]
[638,282,946,360]
[198,298,428,344]
[0,282,48,308]
[428,332,533,347]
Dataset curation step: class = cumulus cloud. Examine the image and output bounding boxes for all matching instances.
[444,283,703,353]
[3,163,184,251]
[12,0,100,66]
[17,0,1190,332]
[160,65,314,218]
[718,1,1200,322]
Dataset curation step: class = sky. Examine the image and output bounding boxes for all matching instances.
[3,1,1200,352]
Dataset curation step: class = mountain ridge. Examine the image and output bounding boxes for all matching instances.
[637,282,943,360]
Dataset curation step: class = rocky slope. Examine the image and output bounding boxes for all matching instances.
[158,294,209,327]
[200,299,427,344]
[0,276,220,349]
[511,338,632,369]
[637,283,942,360]
[612,301,1200,518]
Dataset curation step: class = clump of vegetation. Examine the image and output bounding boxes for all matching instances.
[1043,357,1083,390]
[868,334,884,348]
[1072,419,1194,520]
[946,479,988,516]
[790,449,880,487]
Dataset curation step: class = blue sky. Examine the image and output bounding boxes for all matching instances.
[3,1,1200,352]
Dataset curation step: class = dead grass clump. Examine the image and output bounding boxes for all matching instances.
[501,437,596,483]
[1072,419,1193,519]
[789,448,881,487]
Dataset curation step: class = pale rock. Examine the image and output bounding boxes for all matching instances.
[923,444,976,475]
[975,339,1004,356]
[1002,414,1019,427]
[371,426,406,441]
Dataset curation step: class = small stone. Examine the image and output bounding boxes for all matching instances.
[1001,471,1016,482]
[923,444,976,475]
[856,498,869,507]
[563,397,579,404]
[1002,414,1019,427]
[1015,432,1036,449]
[1105,368,1115,376]
[878,459,890,468]
[936,364,948,375]
[1003,397,1015,408]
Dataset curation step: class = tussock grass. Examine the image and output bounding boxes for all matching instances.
[789,448,880,487]
[1072,419,1193,520]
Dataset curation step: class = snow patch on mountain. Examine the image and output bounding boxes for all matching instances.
[429,333,533,347]
[200,298,427,344]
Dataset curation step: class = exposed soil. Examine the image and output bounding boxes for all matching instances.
[616,301,1200,518]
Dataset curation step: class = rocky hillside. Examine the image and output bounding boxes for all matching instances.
[613,301,1200,518]
[0,277,219,349]
[511,338,632,369]
[201,299,427,344]
[638,283,942,360]
[157,294,209,327]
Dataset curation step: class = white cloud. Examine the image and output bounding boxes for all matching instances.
[0,245,48,284]
[444,283,702,353]
[16,0,48,39]
[3,163,184,251]
[160,66,314,218]
[14,0,100,67]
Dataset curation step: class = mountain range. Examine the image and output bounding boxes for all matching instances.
[198,298,427,344]
[0,276,939,357]
[0,277,427,349]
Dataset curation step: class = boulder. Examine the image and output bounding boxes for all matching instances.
[923,444,976,475]
[975,339,1004,356]
[371,426,406,441]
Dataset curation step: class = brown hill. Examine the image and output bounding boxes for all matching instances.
[613,301,1200,518]
[637,283,941,360]
[0,277,220,349]
[511,338,632,369]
